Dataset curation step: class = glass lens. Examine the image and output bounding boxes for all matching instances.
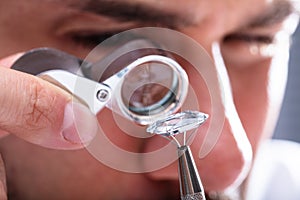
[121,61,178,115]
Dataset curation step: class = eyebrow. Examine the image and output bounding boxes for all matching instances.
[247,0,296,28]
[67,0,297,30]
[67,0,198,28]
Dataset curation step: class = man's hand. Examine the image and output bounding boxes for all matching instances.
[0,54,98,149]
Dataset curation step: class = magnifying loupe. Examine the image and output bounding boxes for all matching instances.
[11,40,188,125]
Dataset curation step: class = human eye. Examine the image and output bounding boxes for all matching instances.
[68,30,125,49]
[223,33,274,45]
[219,29,285,67]
[222,31,277,56]
[219,13,298,67]
[54,12,138,50]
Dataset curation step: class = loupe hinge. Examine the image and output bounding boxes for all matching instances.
[178,145,206,200]
[39,69,111,115]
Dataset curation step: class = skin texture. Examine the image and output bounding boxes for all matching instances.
[0,0,298,199]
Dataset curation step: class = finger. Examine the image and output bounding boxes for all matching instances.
[0,54,23,139]
[0,66,98,149]
[0,154,7,200]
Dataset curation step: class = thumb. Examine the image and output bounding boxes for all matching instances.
[0,65,98,150]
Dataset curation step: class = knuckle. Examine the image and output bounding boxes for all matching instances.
[20,80,57,130]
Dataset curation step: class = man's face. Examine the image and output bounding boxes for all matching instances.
[0,0,297,199]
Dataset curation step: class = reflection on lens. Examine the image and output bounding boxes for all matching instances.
[121,61,178,115]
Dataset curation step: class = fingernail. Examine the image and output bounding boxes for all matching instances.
[62,102,98,144]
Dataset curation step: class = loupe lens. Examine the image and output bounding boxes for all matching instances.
[115,55,188,125]
[121,61,178,115]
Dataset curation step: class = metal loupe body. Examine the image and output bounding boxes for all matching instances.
[11,40,188,125]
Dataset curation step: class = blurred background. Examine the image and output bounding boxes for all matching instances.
[273,22,300,143]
